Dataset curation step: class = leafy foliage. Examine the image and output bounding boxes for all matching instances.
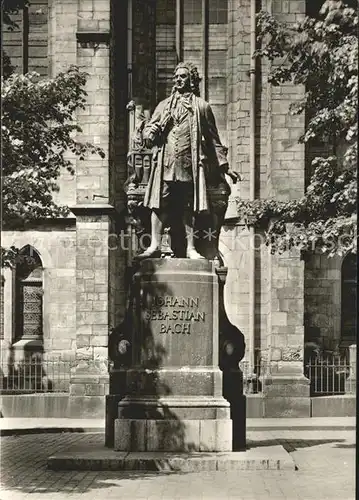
[2,0,28,29]
[2,67,105,267]
[2,66,104,221]
[237,1,357,256]
[1,5,106,267]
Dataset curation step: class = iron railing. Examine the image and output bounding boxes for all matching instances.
[239,355,354,396]
[239,360,271,394]
[0,356,74,393]
[305,355,353,396]
[0,354,354,396]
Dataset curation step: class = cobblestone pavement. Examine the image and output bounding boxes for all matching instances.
[0,429,355,500]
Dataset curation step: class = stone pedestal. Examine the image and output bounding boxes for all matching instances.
[262,352,310,418]
[114,259,232,452]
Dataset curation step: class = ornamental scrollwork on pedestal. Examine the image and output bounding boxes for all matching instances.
[281,347,303,362]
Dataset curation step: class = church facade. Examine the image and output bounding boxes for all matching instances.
[1,0,356,418]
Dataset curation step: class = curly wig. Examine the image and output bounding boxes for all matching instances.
[172,62,202,96]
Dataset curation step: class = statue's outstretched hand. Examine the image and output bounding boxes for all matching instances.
[226,170,241,184]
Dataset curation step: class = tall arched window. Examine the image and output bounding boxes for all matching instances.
[15,246,43,342]
[341,253,357,343]
[155,0,228,130]
[2,0,49,77]
[156,0,177,102]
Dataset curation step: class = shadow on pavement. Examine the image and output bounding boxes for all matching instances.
[1,433,354,495]
[0,433,198,495]
[247,438,346,452]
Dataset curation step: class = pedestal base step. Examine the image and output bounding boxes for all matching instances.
[48,444,295,471]
[114,417,232,452]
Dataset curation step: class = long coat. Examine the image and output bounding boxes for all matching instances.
[143,93,228,213]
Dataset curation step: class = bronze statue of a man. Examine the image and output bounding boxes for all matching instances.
[137,62,238,259]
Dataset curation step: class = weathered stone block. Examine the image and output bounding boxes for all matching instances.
[85,384,106,396]
[77,19,99,31]
[199,420,217,451]
[114,420,146,451]
[68,396,106,418]
[271,348,282,362]
[70,384,86,396]
[76,335,90,348]
[52,338,73,350]
[92,301,108,313]
[77,301,93,312]
[76,325,93,336]
[271,312,288,326]
[82,311,107,324]
[311,396,356,417]
[263,396,310,418]
[83,270,95,279]
[287,312,304,326]
[90,335,108,347]
[289,1,305,14]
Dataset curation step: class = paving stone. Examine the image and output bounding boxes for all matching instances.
[0,428,355,499]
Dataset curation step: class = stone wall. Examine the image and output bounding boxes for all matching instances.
[223,0,311,415]
[267,249,305,354]
[0,276,4,341]
[226,0,306,199]
[224,0,306,353]
[48,0,77,207]
[226,0,251,198]
[2,0,127,397]
[219,226,270,364]
[220,226,251,350]
[266,0,306,201]
[1,229,76,359]
[2,0,344,418]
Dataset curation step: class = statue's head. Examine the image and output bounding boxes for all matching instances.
[172,62,201,96]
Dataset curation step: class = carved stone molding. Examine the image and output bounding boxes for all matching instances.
[69,204,118,217]
[76,31,110,49]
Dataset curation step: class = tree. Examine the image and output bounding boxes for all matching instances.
[2,0,28,27]
[1,6,104,267]
[237,0,357,257]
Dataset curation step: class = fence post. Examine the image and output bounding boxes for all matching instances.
[345,344,356,394]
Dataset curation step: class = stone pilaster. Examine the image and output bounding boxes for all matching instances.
[263,249,310,417]
[69,211,111,417]
[69,0,112,418]
[260,0,309,417]
[345,344,356,394]
[226,0,251,196]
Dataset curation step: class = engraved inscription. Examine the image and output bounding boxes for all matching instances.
[145,295,206,335]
